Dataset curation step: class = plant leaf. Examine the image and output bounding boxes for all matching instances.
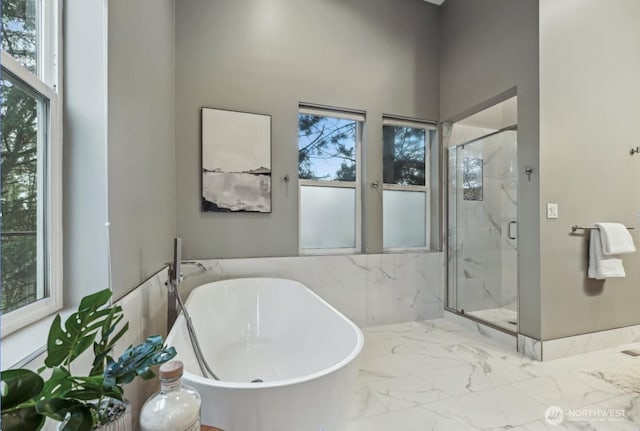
[39,367,72,400]
[1,369,44,410]
[101,387,124,402]
[36,397,86,422]
[65,389,104,401]
[37,399,95,431]
[91,313,127,377]
[44,289,120,368]
[61,406,94,431]
[62,375,124,402]
[1,407,45,431]
[75,334,97,360]
[104,336,177,386]
[78,289,112,313]
[44,314,68,367]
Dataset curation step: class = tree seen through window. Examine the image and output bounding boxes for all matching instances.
[1,0,40,312]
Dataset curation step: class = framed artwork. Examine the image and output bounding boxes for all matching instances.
[462,157,483,201]
[201,108,271,212]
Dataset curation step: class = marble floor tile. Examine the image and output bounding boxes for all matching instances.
[352,372,466,419]
[521,419,639,431]
[509,369,625,410]
[348,405,488,431]
[348,319,640,431]
[419,384,548,429]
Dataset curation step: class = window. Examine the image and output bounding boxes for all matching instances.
[382,118,436,250]
[298,106,363,253]
[1,0,62,335]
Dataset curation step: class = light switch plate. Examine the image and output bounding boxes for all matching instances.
[547,203,559,219]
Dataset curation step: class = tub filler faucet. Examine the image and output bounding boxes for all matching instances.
[166,238,219,380]
[167,238,182,331]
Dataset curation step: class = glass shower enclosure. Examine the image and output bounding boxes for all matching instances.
[447,127,518,333]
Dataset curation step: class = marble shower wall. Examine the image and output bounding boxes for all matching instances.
[179,253,445,328]
[457,140,503,312]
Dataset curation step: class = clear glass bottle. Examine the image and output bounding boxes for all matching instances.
[140,360,201,431]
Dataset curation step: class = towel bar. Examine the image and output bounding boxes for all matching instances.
[571,225,635,233]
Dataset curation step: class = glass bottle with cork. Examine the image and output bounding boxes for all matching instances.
[140,360,201,431]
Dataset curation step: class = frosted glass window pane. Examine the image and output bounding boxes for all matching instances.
[383,190,426,248]
[301,186,355,249]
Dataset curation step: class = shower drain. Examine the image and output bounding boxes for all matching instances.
[251,378,264,383]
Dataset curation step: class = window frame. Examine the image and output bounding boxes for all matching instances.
[382,117,436,253]
[1,0,63,337]
[298,105,364,255]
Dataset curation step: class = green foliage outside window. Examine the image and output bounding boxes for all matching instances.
[1,0,41,313]
[383,125,426,186]
[298,114,357,182]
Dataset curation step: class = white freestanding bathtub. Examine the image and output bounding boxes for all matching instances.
[165,277,364,431]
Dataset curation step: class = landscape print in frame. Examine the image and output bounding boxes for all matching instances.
[201,108,272,212]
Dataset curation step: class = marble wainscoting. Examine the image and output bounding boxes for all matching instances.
[178,252,445,327]
[113,268,169,428]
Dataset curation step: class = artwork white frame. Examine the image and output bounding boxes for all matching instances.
[201,107,272,213]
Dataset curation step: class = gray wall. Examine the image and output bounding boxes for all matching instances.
[64,0,175,303]
[440,0,541,339]
[64,0,110,305]
[175,0,441,259]
[108,0,176,299]
[539,0,640,340]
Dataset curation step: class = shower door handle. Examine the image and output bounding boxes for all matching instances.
[508,221,517,240]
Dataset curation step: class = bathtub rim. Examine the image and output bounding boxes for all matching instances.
[166,277,364,389]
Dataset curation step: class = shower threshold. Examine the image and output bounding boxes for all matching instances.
[465,307,518,332]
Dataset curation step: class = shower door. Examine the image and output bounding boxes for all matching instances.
[447,128,518,332]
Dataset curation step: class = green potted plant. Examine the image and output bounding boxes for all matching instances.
[1,288,176,431]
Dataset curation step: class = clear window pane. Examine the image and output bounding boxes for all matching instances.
[383,125,426,186]
[1,0,39,74]
[300,186,355,249]
[383,190,426,248]
[1,72,44,313]
[298,114,356,181]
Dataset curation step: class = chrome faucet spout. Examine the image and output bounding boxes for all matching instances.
[166,238,182,330]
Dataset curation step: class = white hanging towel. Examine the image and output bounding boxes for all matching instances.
[594,222,636,255]
[588,229,626,279]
